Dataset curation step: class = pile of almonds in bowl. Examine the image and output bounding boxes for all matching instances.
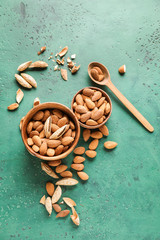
[21,102,80,160]
[71,87,112,129]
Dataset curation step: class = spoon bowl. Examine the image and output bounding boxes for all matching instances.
[88,62,110,85]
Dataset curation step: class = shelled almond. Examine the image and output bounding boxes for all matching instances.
[26,108,76,157]
[72,87,111,126]
[90,66,104,82]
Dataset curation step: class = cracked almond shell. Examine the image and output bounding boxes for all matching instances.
[21,73,37,88]
[16,89,24,104]
[58,46,68,57]
[7,103,19,111]
[29,61,48,68]
[17,61,32,72]
[61,69,68,81]
[41,162,59,179]
[15,74,32,89]
[56,178,78,186]
[52,186,62,204]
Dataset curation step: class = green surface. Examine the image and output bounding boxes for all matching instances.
[0,0,160,239]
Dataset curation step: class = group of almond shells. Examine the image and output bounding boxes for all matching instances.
[72,87,111,126]
[26,108,76,157]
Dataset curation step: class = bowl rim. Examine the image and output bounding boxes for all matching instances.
[71,86,112,129]
[21,102,80,161]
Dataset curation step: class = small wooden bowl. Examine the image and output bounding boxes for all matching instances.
[71,87,112,129]
[21,102,80,161]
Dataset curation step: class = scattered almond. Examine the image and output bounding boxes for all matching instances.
[55,165,68,173]
[73,156,85,164]
[71,164,84,171]
[83,129,90,142]
[90,131,103,139]
[17,61,32,72]
[29,61,48,68]
[58,46,68,57]
[71,65,80,74]
[77,171,89,181]
[60,171,73,178]
[52,204,61,213]
[38,46,46,55]
[40,195,46,205]
[104,141,118,149]
[48,160,61,167]
[85,150,97,158]
[63,197,76,208]
[74,147,85,155]
[56,210,70,218]
[21,73,37,88]
[46,182,55,196]
[61,69,67,81]
[33,97,40,107]
[7,103,19,111]
[89,139,99,150]
[16,89,24,104]
[119,64,126,74]
[45,197,52,216]
[15,74,32,88]
[52,186,62,204]
[70,207,80,226]
[41,162,59,179]
[56,178,78,186]
[99,125,109,136]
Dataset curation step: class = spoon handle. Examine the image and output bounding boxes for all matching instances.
[106,81,154,132]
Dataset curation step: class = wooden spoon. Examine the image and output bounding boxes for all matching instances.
[88,62,154,132]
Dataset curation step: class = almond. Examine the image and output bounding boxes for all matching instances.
[86,119,98,126]
[105,103,111,115]
[75,112,81,120]
[39,129,45,138]
[27,121,33,134]
[76,94,84,105]
[51,114,59,124]
[55,145,64,155]
[63,146,69,152]
[90,68,99,81]
[7,103,19,111]
[38,46,46,55]
[92,91,102,101]
[36,124,44,132]
[90,131,103,139]
[73,156,85,164]
[119,64,126,74]
[16,89,24,104]
[97,116,104,124]
[69,121,75,130]
[63,197,76,207]
[47,140,61,148]
[60,171,73,178]
[15,74,32,88]
[33,97,40,107]
[62,136,74,146]
[91,109,103,121]
[61,69,67,81]
[70,207,80,226]
[104,141,117,149]
[33,111,44,121]
[71,131,76,138]
[99,74,104,81]
[56,210,70,218]
[40,195,46,205]
[73,102,77,109]
[82,88,94,96]
[92,66,103,75]
[89,139,99,150]
[44,116,52,138]
[27,138,33,146]
[99,125,109,136]
[77,171,89,181]
[21,73,37,88]
[97,97,105,108]
[75,105,87,114]
[51,124,59,132]
[84,102,89,111]
[29,130,39,138]
[47,148,55,157]
[32,145,39,152]
[56,178,78,186]
[50,125,67,140]
[57,117,68,127]
[29,61,48,68]
[17,61,32,72]
[46,182,55,196]
[71,65,80,74]
[83,129,90,142]
[33,121,41,129]
[39,141,47,155]
[85,98,95,109]
[63,129,72,137]
[73,146,85,155]
[52,204,61,213]
[85,150,97,158]
[71,164,84,171]
[55,165,68,173]
[58,46,68,57]
[42,110,50,122]
[80,111,91,123]
[52,109,63,118]
[41,162,59,179]
[45,197,52,216]
[99,102,106,113]
[32,135,41,147]
[48,160,61,167]
[51,186,62,204]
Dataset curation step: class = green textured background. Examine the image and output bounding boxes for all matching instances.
[0,0,160,239]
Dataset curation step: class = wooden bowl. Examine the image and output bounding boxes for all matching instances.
[71,87,112,129]
[21,102,80,161]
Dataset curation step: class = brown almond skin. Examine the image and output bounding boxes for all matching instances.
[73,102,77,109]
[74,147,85,155]
[85,98,95,110]
[97,97,105,108]
[92,66,103,75]
[51,115,59,124]
[83,129,90,142]
[77,171,89,180]
[27,122,33,134]
[56,210,70,218]
[99,125,109,136]
[105,103,111,115]
[47,140,61,148]
[61,137,74,146]
[80,112,91,123]
[89,139,99,150]
[56,165,68,173]
[42,110,50,122]
[7,103,19,110]
[104,141,117,149]
[51,124,59,132]
[90,68,99,81]
[47,148,55,157]
[27,138,33,146]
[71,164,84,171]
[75,112,81,120]
[97,116,104,124]
[52,109,63,118]
[46,182,55,196]
[73,156,85,164]
[75,105,87,114]
[60,171,73,178]
[29,130,40,138]
[99,103,106,113]
[39,141,47,155]
[86,119,98,126]
[63,146,69,153]
[33,111,44,121]
[36,124,44,132]
[76,94,84,105]
[90,131,103,139]
[92,91,102,101]
[82,88,94,96]
[32,145,39,152]
[57,117,68,127]
[98,74,104,81]
[85,150,97,158]
[39,129,45,138]
[71,131,76,138]
[63,129,72,137]
[32,135,41,147]
[55,145,64,155]
[53,204,61,213]
[33,121,42,129]
[91,109,104,121]
[48,160,62,167]
[70,121,75,130]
